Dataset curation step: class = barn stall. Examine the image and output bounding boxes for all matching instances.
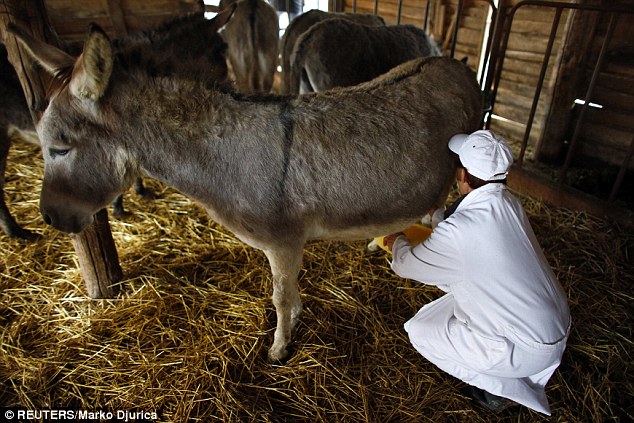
[0,0,632,421]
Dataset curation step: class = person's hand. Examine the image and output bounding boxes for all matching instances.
[383,232,405,252]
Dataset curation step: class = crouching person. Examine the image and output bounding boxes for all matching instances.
[383,130,571,415]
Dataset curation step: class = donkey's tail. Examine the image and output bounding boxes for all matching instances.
[288,29,313,94]
[247,0,278,93]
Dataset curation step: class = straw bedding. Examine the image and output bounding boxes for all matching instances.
[1,141,632,422]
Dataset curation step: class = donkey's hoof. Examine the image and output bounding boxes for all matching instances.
[112,207,129,218]
[3,225,41,242]
[364,239,382,255]
[136,187,157,200]
[267,345,290,364]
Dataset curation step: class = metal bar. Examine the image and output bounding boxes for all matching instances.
[374,0,378,16]
[450,0,464,58]
[353,0,356,14]
[487,0,633,129]
[397,0,403,25]
[609,134,634,203]
[423,0,431,32]
[479,1,498,89]
[488,6,515,127]
[502,0,632,15]
[560,12,619,183]
[477,0,499,126]
[482,1,507,127]
[517,7,562,166]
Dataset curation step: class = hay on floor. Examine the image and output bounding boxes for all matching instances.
[1,141,632,422]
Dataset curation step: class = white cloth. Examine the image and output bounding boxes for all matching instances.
[391,184,570,415]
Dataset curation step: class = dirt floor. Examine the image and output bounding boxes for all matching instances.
[1,142,632,422]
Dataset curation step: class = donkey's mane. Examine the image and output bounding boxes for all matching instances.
[113,54,235,95]
[305,56,439,98]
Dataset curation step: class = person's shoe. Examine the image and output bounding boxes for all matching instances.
[466,386,513,412]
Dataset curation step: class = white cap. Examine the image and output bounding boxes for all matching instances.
[448,130,513,181]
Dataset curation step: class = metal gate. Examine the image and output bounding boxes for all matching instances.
[343,0,633,223]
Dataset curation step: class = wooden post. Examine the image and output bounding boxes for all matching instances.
[535,1,599,162]
[0,0,122,298]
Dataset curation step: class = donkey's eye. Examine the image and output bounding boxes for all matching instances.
[49,148,70,157]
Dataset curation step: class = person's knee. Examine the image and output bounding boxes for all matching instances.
[406,319,435,351]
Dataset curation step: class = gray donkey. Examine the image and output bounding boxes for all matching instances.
[219,0,279,93]
[290,19,442,94]
[279,9,385,94]
[8,11,482,361]
[0,12,231,240]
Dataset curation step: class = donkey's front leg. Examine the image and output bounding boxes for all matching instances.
[264,245,303,362]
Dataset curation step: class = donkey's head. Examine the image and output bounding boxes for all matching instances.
[8,10,234,233]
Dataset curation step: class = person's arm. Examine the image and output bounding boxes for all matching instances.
[430,207,445,229]
[390,221,461,288]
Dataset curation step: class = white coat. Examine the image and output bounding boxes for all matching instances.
[391,183,570,415]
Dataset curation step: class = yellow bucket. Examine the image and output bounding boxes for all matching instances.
[373,223,432,253]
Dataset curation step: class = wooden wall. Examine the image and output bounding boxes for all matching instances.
[489,2,571,155]
[44,0,203,41]
[342,0,633,172]
[39,0,634,172]
[343,0,493,78]
[568,2,634,169]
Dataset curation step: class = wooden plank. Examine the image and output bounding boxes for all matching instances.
[497,81,548,103]
[513,5,563,24]
[353,2,426,20]
[595,71,634,96]
[44,0,109,18]
[0,0,122,299]
[583,108,634,131]
[122,15,180,33]
[590,84,634,113]
[47,17,117,40]
[121,0,200,15]
[506,32,562,55]
[579,122,634,153]
[538,4,605,162]
[507,165,634,228]
[106,0,128,38]
[502,57,555,79]
[493,101,548,127]
[504,49,555,64]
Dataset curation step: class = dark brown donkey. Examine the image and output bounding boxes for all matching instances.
[0,12,231,240]
[279,9,386,94]
[290,19,442,94]
[8,12,482,361]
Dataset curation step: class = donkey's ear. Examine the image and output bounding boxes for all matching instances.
[69,24,113,101]
[6,23,75,78]
[212,3,238,31]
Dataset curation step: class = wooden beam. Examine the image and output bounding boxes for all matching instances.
[536,3,598,161]
[106,0,128,38]
[508,164,634,228]
[0,0,122,299]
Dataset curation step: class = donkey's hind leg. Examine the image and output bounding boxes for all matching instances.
[264,244,304,362]
[111,177,156,217]
[0,133,37,240]
[133,177,156,200]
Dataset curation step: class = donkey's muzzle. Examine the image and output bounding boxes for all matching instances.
[40,206,93,234]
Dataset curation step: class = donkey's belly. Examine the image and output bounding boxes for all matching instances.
[307,219,420,242]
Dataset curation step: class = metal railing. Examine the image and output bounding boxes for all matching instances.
[485,1,634,204]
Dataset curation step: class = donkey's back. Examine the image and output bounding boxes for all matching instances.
[273,56,482,241]
[290,20,441,94]
[280,9,385,94]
